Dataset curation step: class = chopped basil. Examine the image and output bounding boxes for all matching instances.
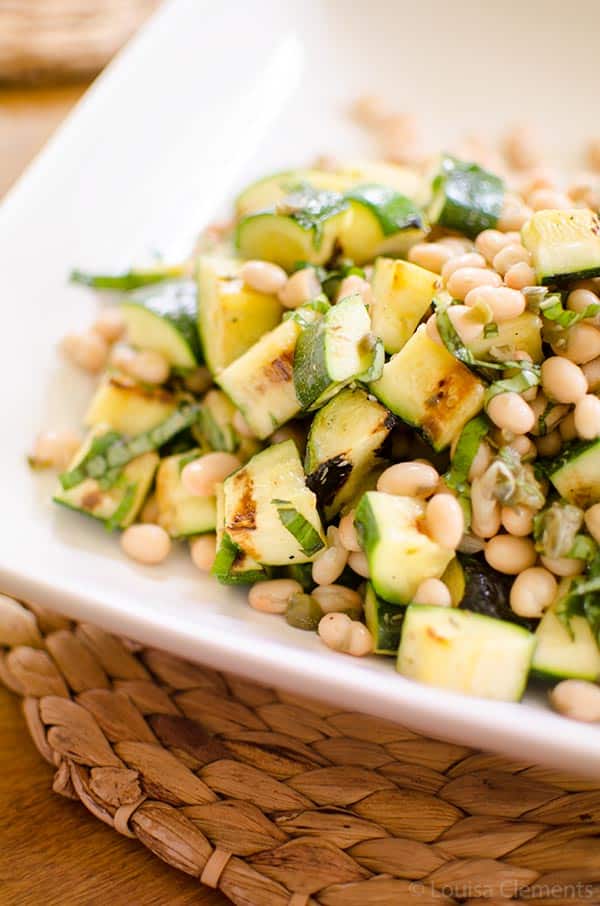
[105,483,137,532]
[483,322,499,339]
[556,551,600,647]
[445,415,489,497]
[273,500,325,557]
[276,186,349,249]
[540,293,600,328]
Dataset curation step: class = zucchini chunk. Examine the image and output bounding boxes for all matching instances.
[155,450,217,538]
[428,155,505,238]
[370,257,438,354]
[54,428,158,529]
[120,280,200,369]
[194,389,261,461]
[521,209,600,284]
[355,491,454,604]
[532,581,600,682]
[222,440,325,566]
[469,312,543,363]
[197,256,282,374]
[85,376,177,435]
[71,263,185,292]
[305,387,393,519]
[549,439,600,507]
[397,605,535,701]
[293,295,378,410]
[336,161,423,201]
[364,583,404,655]
[338,185,427,265]
[235,169,350,218]
[216,318,304,440]
[370,325,485,451]
[235,186,351,271]
[212,484,268,585]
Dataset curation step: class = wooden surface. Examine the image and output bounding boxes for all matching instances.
[0,88,228,906]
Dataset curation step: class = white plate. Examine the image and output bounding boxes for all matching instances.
[2,0,600,776]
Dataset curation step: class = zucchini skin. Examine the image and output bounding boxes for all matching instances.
[125,279,201,364]
[344,184,425,236]
[429,155,505,238]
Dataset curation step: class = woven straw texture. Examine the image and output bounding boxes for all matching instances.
[1,594,599,906]
[0,0,159,85]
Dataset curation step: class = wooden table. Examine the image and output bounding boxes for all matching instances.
[0,86,227,906]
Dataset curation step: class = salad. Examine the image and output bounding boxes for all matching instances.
[31,104,600,722]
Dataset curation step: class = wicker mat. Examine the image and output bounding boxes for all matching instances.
[0,0,160,85]
[1,595,599,905]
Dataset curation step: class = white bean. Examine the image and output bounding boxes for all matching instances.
[446,267,501,301]
[492,244,531,276]
[540,555,585,577]
[484,535,537,575]
[318,612,353,650]
[487,392,535,434]
[338,511,362,552]
[377,461,439,497]
[425,494,464,550]
[413,578,452,607]
[312,542,348,586]
[504,262,537,290]
[233,409,256,439]
[190,534,217,571]
[312,584,362,614]
[441,252,486,282]
[127,350,170,385]
[347,622,374,656]
[248,579,302,614]
[501,505,534,537]
[464,285,525,322]
[30,429,81,469]
[121,524,171,565]
[563,323,600,364]
[61,330,108,373]
[239,260,287,294]
[408,242,453,274]
[468,441,493,482]
[475,229,511,263]
[550,680,600,722]
[93,307,125,343]
[181,452,241,497]
[541,356,588,404]
[584,503,600,545]
[510,567,557,618]
[529,188,573,211]
[559,412,578,442]
[582,357,600,392]
[470,477,501,539]
[278,268,321,309]
[337,274,373,306]
[497,196,533,232]
[348,551,370,578]
[574,394,600,439]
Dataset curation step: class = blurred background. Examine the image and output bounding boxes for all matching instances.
[0,0,160,194]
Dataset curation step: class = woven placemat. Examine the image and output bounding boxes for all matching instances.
[0,0,160,86]
[1,594,599,905]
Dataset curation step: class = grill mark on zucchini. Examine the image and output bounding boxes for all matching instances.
[263,349,294,385]
[306,454,353,508]
[82,489,102,510]
[227,471,257,532]
[108,376,174,404]
[422,371,479,447]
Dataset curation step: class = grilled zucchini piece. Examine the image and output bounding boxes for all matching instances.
[120,279,200,368]
[370,257,438,354]
[84,376,177,434]
[532,580,600,682]
[397,605,535,701]
[305,387,393,519]
[549,439,600,507]
[428,155,505,238]
[212,483,268,585]
[469,312,543,363]
[53,428,158,529]
[197,255,282,374]
[355,491,454,604]
[364,583,404,655]
[222,440,325,566]
[339,185,427,265]
[193,389,261,462]
[522,208,600,284]
[370,325,485,450]
[155,449,217,538]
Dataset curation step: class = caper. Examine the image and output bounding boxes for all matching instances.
[285,593,323,631]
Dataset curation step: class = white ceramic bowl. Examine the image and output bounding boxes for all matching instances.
[2,0,599,774]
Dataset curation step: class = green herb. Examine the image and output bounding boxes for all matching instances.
[273,500,325,557]
[276,186,348,249]
[533,501,584,559]
[569,534,598,562]
[484,363,540,408]
[71,264,185,291]
[540,293,600,328]
[283,295,331,326]
[556,551,600,648]
[211,532,267,585]
[105,483,137,532]
[445,415,489,497]
[483,322,499,339]
[59,405,200,491]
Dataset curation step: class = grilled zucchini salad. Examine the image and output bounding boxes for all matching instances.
[33,152,600,718]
